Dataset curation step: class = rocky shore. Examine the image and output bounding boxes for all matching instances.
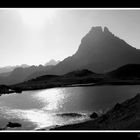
[51,93,140,130]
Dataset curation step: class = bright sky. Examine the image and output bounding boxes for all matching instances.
[0,8,140,67]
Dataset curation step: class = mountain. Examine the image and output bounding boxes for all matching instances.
[45,59,60,66]
[0,66,16,74]
[25,65,55,81]
[28,26,140,79]
[23,26,140,80]
[0,64,30,78]
[0,65,51,85]
[0,64,30,75]
[1,26,140,85]
[45,26,140,75]
[20,64,30,68]
[0,60,59,85]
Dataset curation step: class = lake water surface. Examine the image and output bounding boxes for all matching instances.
[0,85,140,130]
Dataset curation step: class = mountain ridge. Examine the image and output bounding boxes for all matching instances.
[42,26,140,75]
[1,26,140,85]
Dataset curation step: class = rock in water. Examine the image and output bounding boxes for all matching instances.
[90,112,98,119]
[6,122,22,128]
[57,113,83,117]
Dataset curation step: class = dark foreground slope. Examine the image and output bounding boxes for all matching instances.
[51,93,140,130]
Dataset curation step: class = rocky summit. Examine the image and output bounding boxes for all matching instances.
[44,26,140,75]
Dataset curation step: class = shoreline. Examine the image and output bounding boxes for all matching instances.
[1,80,140,95]
[50,93,140,130]
[11,81,140,93]
[0,83,140,130]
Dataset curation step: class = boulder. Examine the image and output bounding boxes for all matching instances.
[90,112,98,119]
[6,122,22,128]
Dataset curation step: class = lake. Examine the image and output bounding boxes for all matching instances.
[0,85,140,130]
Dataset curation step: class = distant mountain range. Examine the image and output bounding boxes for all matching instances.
[0,64,30,76]
[0,60,59,85]
[44,59,60,66]
[1,26,140,85]
[0,59,60,76]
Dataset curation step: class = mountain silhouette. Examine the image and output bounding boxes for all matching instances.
[26,26,140,81]
[47,26,140,75]
[1,26,140,85]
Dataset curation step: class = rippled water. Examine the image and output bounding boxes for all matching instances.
[0,85,140,130]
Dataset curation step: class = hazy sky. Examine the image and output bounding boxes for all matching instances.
[0,8,140,67]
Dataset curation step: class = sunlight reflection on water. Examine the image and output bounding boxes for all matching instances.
[0,88,86,130]
[0,107,58,129]
[33,88,66,111]
[0,85,139,130]
[0,106,86,130]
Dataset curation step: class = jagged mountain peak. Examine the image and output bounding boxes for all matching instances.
[88,26,113,35]
[57,26,140,74]
[89,26,103,33]
[81,26,115,45]
[1,26,140,85]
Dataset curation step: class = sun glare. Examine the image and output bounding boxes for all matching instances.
[18,8,56,29]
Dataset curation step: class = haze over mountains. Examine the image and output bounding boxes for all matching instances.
[0,64,29,74]
[0,59,60,76]
[1,26,140,85]
[44,59,60,66]
[0,60,59,85]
